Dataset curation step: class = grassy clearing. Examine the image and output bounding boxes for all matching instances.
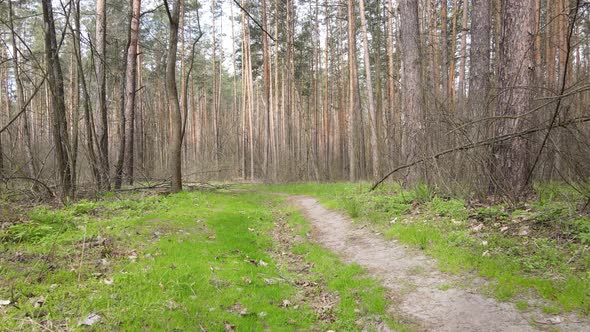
[255,182,590,315]
[0,189,400,331]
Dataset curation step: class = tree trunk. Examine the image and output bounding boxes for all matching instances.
[123,0,142,185]
[244,0,255,180]
[323,0,331,179]
[467,0,491,121]
[359,0,380,180]
[261,0,271,179]
[399,0,425,184]
[42,0,74,200]
[230,1,240,178]
[449,0,459,107]
[428,0,440,96]
[165,0,183,192]
[491,0,535,198]
[386,0,399,161]
[95,0,110,189]
[211,0,220,174]
[241,18,247,180]
[440,0,449,103]
[533,0,542,78]
[71,0,102,190]
[0,49,5,179]
[347,0,359,181]
[458,0,469,100]
[9,1,37,182]
[114,1,132,189]
[273,0,280,180]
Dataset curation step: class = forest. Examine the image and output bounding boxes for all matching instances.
[1,0,590,330]
[0,0,586,201]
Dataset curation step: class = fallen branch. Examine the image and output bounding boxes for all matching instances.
[113,181,170,192]
[371,115,590,191]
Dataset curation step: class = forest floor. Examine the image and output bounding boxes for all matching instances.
[0,188,400,331]
[1,182,590,331]
[255,182,590,331]
[289,195,589,331]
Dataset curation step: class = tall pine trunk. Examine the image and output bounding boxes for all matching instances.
[491,0,535,198]
[9,1,37,183]
[399,0,424,184]
[359,0,380,180]
[42,0,74,200]
[95,0,110,189]
[164,0,183,192]
[123,0,142,185]
[346,0,359,181]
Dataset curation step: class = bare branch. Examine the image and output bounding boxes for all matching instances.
[525,0,582,186]
[0,77,46,134]
[232,0,276,43]
[371,115,590,191]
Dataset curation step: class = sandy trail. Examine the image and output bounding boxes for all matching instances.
[288,196,590,332]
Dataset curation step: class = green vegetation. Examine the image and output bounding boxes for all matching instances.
[256,182,590,315]
[2,181,588,330]
[0,190,400,330]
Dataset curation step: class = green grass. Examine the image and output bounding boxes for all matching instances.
[255,182,590,315]
[0,190,403,331]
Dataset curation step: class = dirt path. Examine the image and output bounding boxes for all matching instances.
[288,196,590,332]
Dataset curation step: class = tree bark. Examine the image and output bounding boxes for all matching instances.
[346,0,359,181]
[323,0,331,178]
[0,48,6,179]
[95,0,110,189]
[71,0,102,190]
[122,0,142,185]
[428,0,440,96]
[359,0,380,180]
[42,0,74,200]
[441,0,449,103]
[491,0,535,198]
[467,0,491,121]
[261,0,271,179]
[449,0,459,107]
[114,1,132,189]
[211,0,220,174]
[273,0,280,180]
[164,0,183,192]
[230,0,240,178]
[533,0,542,78]
[386,0,399,161]
[458,0,469,99]
[9,1,37,182]
[399,0,425,184]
